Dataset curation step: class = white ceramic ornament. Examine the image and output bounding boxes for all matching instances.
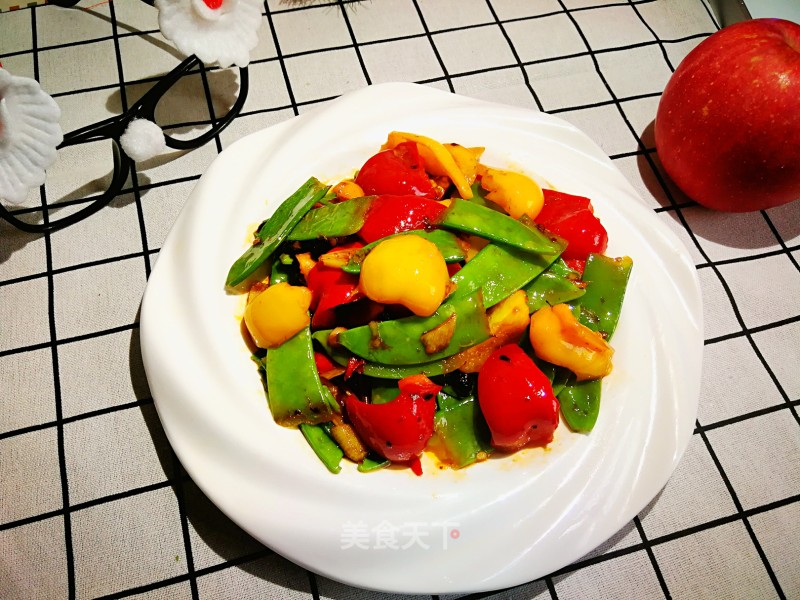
[0,68,63,205]
[155,0,262,68]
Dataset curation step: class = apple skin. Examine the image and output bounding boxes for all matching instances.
[655,18,800,212]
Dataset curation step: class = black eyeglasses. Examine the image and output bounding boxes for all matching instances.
[0,54,249,234]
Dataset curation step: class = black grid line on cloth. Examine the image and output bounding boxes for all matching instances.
[696,424,787,599]
[1,172,202,219]
[7,488,797,598]
[336,0,372,86]
[0,322,141,360]
[694,398,800,435]
[93,547,274,600]
[696,247,800,271]
[484,0,545,112]
[306,569,321,600]
[1,476,185,534]
[26,8,79,598]
[761,210,800,274]
[105,4,201,597]
[15,30,715,105]
[263,1,300,117]
[631,515,671,598]
[0,397,155,443]
[410,0,455,93]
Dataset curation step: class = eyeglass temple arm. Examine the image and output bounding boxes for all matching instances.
[49,0,153,7]
[57,55,202,149]
[163,65,250,151]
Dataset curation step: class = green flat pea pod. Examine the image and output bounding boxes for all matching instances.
[439,198,561,255]
[435,389,463,412]
[287,196,374,241]
[358,455,391,473]
[434,396,493,468]
[466,181,504,212]
[451,242,562,308]
[342,229,465,274]
[311,330,448,379]
[524,260,586,312]
[371,385,402,405]
[557,254,633,433]
[337,287,490,366]
[577,254,633,339]
[226,177,330,287]
[270,256,292,285]
[299,423,343,474]
[557,379,602,433]
[265,327,339,426]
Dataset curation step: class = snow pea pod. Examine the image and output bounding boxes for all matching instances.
[226,177,330,287]
[451,242,563,308]
[434,395,493,468]
[299,423,343,473]
[557,379,602,433]
[287,196,374,241]
[341,229,465,274]
[311,330,448,379]
[265,327,339,426]
[524,259,586,312]
[577,254,633,339]
[358,455,391,473]
[269,256,291,284]
[556,254,632,433]
[466,181,503,212]
[439,198,561,255]
[337,287,490,365]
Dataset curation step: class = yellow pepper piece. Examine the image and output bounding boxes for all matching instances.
[488,290,530,339]
[445,144,484,186]
[479,166,544,220]
[244,282,312,349]
[332,179,364,201]
[529,303,613,381]
[295,252,316,278]
[384,131,473,199]
[359,235,449,317]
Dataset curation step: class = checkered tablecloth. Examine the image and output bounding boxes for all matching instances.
[1,1,798,599]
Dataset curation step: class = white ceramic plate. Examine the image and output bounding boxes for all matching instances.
[141,83,703,594]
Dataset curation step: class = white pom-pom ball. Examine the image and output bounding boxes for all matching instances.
[120,119,167,162]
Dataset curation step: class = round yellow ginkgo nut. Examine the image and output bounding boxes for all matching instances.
[360,234,449,317]
[244,282,312,349]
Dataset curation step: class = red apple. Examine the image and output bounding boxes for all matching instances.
[655,18,800,212]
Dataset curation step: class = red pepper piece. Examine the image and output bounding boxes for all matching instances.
[536,190,608,261]
[306,264,361,328]
[313,351,339,378]
[355,141,437,198]
[397,373,442,400]
[344,357,365,380]
[344,374,439,462]
[478,344,559,451]
[563,258,586,276]
[536,190,591,224]
[358,195,447,244]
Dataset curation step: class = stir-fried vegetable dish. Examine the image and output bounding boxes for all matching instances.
[227,132,633,475]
